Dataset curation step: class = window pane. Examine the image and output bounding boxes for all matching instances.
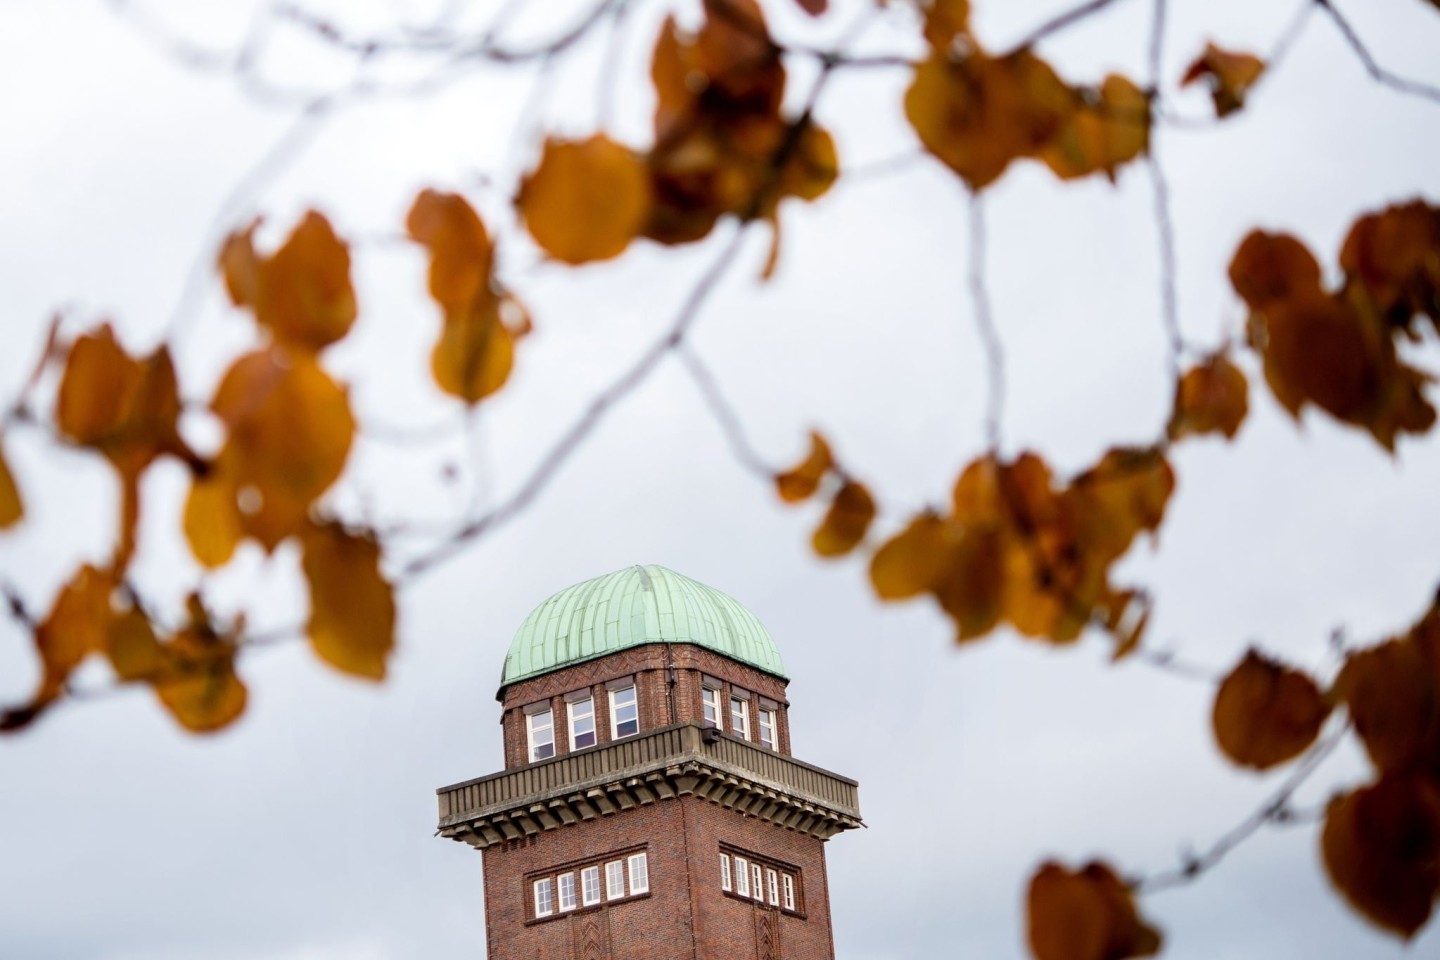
[569,696,596,750]
[559,873,576,911]
[534,878,553,917]
[751,864,763,901]
[605,860,625,900]
[582,866,601,906]
[628,853,649,894]
[730,698,749,740]
[766,868,779,905]
[782,874,795,911]
[701,687,720,728]
[720,854,731,891]
[734,857,750,897]
[759,709,776,751]
[527,708,555,762]
[610,685,639,739]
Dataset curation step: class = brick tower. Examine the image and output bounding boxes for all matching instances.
[436,564,863,959]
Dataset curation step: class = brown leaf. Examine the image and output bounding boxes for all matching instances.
[775,431,834,503]
[905,49,1073,190]
[1228,230,1322,309]
[1027,861,1162,960]
[1041,75,1150,182]
[920,0,971,52]
[933,526,1004,641]
[812,481,876,557]
[1322,775,1440,938]
[431,303,516,405]
[1340,200,1440,334]
[1180,43,1265,117]
[1334,637,1440,776]
[1067,446,1174,564]
[519,136,652,265]
[0,439,22,529]
[1168,353,1249,441]
[107,604,160,683]
[870,513,953,600]
[219,220,260,309]
[153,625,247,734]
[251,211,357,353]
[37,565,116,697]
[405,189,495,314]
[792,0,827,15]
[1212,650,1329,770]
[300,522,396,681]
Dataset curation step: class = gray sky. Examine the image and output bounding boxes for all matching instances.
[2,0,1439,957]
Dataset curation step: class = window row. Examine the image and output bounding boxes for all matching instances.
[526,681,639,763]
[718,850,800,913]
[701,682,780,751]
[532,852,649,920]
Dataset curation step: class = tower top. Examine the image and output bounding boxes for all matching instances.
[500,564,787,692]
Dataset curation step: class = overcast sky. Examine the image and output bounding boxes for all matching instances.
[2,0,1439,958]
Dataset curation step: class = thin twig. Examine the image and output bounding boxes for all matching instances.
[967,193,1004,452]
[1134,720,1350,894]
[1147,152,1183,381]
[1316,0,1440,105]
[1012,0,1133,51]
[675,346,775,480]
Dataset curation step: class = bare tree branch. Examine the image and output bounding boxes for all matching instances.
[1316,0,1440,105]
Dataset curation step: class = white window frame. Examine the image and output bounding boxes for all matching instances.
[558,872,577,912]
[751,863,763,901]
[782,873,795,911]
[734,856,750,897]
[526,706,555,762]
[581,866,601,906]
[701,685,722,728]
[568,695,597,751]
[605,860,625,901]
[628,853,649,895]
[534,877,554,917]
[766,868,779,906]
[609,684,639,740]
[730,696,750,741]
[758,708,777,751]
[720,854,732,891]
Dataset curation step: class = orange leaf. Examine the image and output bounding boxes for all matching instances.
[1322,775,1440,938]
[812,480,875,557]
[870,513,953,600]
[1339,200,1440,332]
[0,439,22,529]
[300,522,396,681]
[775,431,834,503]
[1027,861,1162,960]
[153,625,247,734]
[1180,43,1265,117]
[252,211,357,353]
[906,49,1072,190]
[1228,230,1322,309]
[1041,75,1150,182]
[1167,353,1249,441]
[431,303,516,405]
[1334,638,1440,776]
[1067,446,1174,564]
[183,467,245,569]
[932,526,1005,641]
[920,0,971,52]
[406,189,495,313]
[519,136,651,265]
[1212,650,1329,770]
[776,122,839,204]
[219,220,260,309]
[107,604,160,683]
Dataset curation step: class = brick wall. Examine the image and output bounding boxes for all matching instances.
[497,644,793,769]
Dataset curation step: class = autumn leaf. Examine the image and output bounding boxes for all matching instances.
[519,136,652,265]
[183,468,245,569]
[0,439,22,529]
[301,522,396,681]
[932,526,1005,641]
[1322,775,1440,938]
[791,0,827,15]
[920,0,971,52]
[870,513,953,600]
[253,211,357,353]
[775,431,833,503]
[1212,650,1329,769]
[906,48,1072,190]
[1168,353,1249,441]
[1339,200,1440,332]
[1228,230,1322,309]
[1099,587,1149,661]
[431,303,516,405]
[1027,861,1162,960]
[36,564,116,697]
[107,603,160,683]
[1334,637,1440,776]
[153,623,247,734]
[406,189,495,313]
[1041,75,1150,182]
[1180,43,1266,117]
[812,480,875,557]
[1066,446,1174,564]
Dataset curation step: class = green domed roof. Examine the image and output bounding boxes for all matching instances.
[501,565,785,689]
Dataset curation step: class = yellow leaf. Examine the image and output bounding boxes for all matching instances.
[812,480,876,558]
[870,513,952,600]
[0,439,22,529]
[253,211,357,353]
[301,522,396,681]
[431,304,516,405]
[183,467,244,569]
[1027,861,1162,960]
[153,626,247,734]
[1066,446,1175,564]
[107,604,160,683]
[1180,43,1265,118]
[933,526,1004,641]
[776,123,839,204]
[1212,650,1329,770]
[775,431,833,503]
[1041,75,1149,182]
[406,189,495,313]
[520,136,652,265]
